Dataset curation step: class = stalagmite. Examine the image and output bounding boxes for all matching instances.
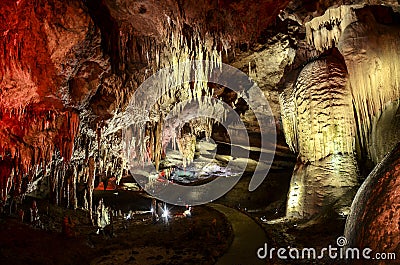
[88,156,95,223]
[177,133,196,168]
[280,54,358,219]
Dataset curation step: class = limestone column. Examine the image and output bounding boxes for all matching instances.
[281,53,358,219]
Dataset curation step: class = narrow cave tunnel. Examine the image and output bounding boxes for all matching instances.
[0,0,399,264]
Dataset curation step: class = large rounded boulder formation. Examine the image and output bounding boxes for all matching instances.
[345,142,400,256]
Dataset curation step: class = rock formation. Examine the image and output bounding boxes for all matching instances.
[280,4,400,219]
[345,142,400,259]
[0,1,399,240]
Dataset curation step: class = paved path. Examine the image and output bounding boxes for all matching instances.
[209,204,267,265]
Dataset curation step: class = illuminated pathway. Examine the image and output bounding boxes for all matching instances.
[209,204,267,265]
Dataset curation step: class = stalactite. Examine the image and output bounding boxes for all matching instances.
[305,5,360,52]
[0,108,80,208]
[88,156,95,223]
[336,9,400,162]
[119,19,225,170]
[279,90,298,152]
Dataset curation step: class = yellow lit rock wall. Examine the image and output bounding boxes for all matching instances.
[282,5,400,219]
[338,10,400,162]
[282,55,358,218]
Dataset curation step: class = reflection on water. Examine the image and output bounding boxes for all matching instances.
[162,164,240,184]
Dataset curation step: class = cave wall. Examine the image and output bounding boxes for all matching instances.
[0,0,96,202]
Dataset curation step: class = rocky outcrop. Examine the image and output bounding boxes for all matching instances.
[344,142,400,258]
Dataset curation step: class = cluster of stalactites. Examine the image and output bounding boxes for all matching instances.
[305,5,360,52]
[125,19,224,170]
[34,154,97,221]
[155,19,222,110]
[301,4,400,162]
[341,26,400,157]
[75,120,127,184]
[0,110,79,203]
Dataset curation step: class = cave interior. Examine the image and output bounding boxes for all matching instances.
[0,0,400,264]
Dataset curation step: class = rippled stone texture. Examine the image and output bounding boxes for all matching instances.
[281,52,358,219]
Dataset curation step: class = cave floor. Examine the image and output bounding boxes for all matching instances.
[0,190,348,265]
[0,192,232,265]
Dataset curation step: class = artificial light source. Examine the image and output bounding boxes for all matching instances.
[162,207,169,218]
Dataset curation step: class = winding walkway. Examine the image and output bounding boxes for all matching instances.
[209,204,267,265]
